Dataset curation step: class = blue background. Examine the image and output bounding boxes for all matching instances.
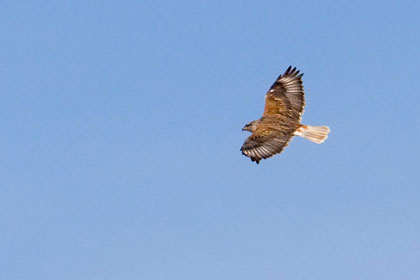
[2,1,420,279]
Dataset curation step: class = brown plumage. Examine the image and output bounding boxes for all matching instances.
[241,66,330,164]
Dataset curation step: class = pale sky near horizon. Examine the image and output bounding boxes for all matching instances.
[1,1,420,279]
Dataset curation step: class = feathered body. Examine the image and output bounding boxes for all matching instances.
[241,66,330,164]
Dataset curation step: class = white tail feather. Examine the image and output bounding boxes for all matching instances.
[295,125,330,144]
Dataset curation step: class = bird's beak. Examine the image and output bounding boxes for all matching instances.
[242,127,246,131]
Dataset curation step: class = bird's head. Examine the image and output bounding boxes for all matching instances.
[242,120,259,132]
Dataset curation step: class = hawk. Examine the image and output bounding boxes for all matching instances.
[241,66,330,164]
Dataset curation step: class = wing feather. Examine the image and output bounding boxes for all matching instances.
[240,126,295,164]
[263,66,305,121]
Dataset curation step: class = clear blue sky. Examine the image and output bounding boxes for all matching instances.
[1,1,420,279]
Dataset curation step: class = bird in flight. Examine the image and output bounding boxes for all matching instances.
[241,66,330,164]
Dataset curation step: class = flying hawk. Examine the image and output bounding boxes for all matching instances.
[241,66,330,164]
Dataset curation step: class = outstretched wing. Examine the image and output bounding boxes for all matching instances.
[240,125,295,164]
[263,66,305,121]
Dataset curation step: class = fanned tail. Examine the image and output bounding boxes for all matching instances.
[295,125,330,144]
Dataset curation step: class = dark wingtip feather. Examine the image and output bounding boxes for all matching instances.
[283,65,303,77]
